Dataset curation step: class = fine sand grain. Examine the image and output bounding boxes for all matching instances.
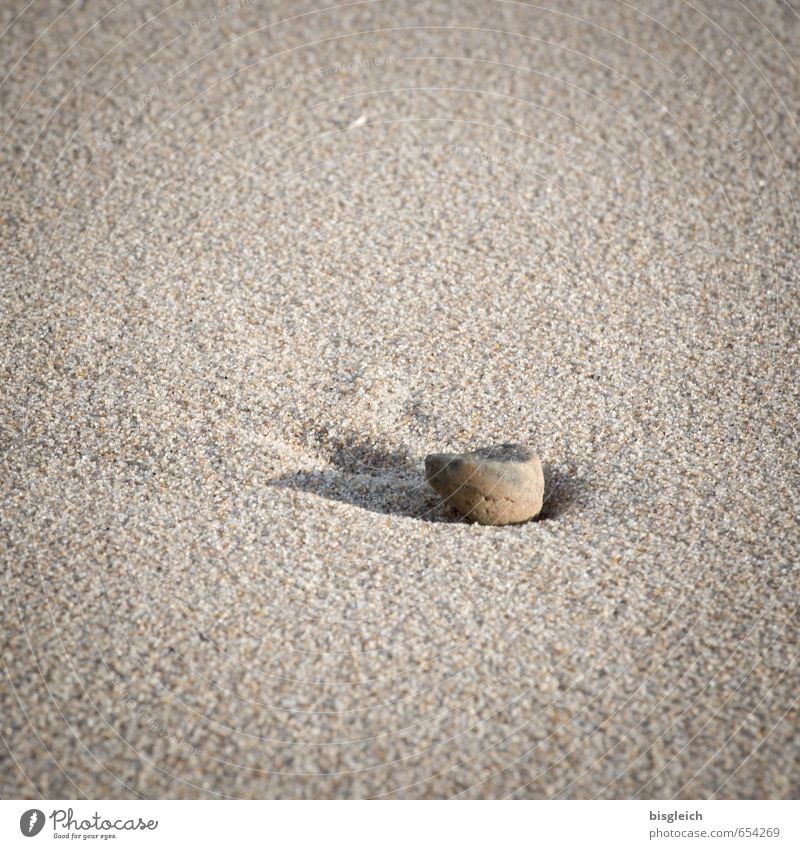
[1,0,798,798]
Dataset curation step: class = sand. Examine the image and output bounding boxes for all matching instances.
[1,0,798,799]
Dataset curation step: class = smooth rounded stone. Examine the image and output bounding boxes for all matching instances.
[424,444,545,525]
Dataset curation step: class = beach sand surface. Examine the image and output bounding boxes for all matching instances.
[1,0,798,798]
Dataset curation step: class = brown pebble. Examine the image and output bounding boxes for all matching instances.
[424,444,544,525]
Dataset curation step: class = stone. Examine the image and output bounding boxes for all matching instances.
[424,443,544,525]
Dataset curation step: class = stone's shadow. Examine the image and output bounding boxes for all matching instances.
[539,462,588,520]
[282,430,461,521]
[268,464,463,523]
